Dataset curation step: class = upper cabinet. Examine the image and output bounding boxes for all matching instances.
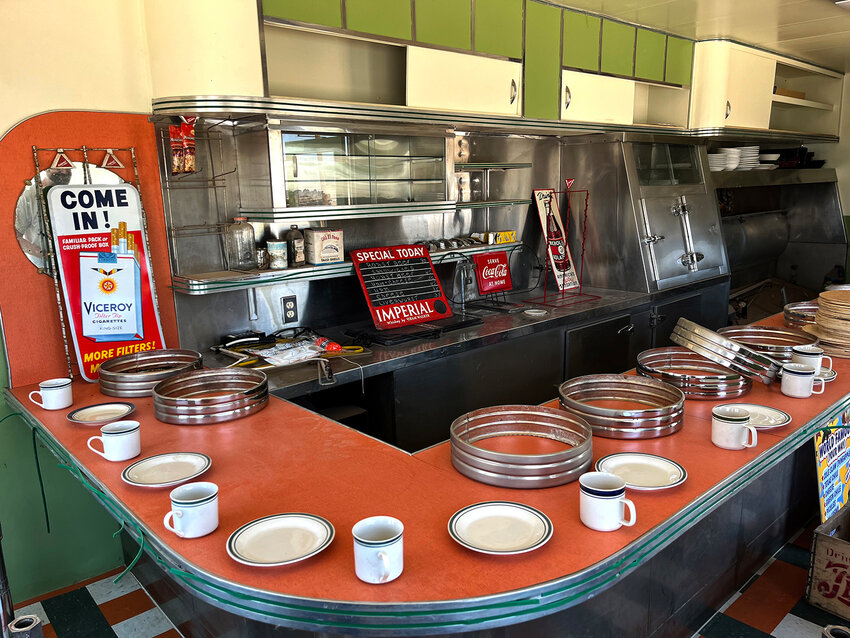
[524,0,562,120]
[407,47,522,115]
[690,41,843,137]
[474,0,523,59]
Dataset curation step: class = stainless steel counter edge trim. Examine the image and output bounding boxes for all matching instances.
[8,388,848,634]
[150,96,840,142]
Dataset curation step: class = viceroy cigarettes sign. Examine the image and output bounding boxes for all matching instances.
[48,184,165,381]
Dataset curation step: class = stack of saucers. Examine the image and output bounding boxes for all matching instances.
[803,290,850,358]
[737,146,760,170]
[708,153,727,172]
[719,148,741,170]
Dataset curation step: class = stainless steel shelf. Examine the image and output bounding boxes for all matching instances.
[171,242,523,295]
[455,162,533,170]
[456,199,532,209]
[710,168,837,188]
[240,200,456,222]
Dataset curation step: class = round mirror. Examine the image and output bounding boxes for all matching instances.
[15,162,124,272]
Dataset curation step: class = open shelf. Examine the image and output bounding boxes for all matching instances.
[771,94,834,111]
[171,242,523,295]
[455,162,532,171]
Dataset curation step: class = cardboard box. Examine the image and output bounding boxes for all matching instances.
[807,505,850,620]
[470,230,517,245]
[304,228,344,264]
[775,86,806,100]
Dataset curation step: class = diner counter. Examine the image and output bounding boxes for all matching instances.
[5,315,849,635]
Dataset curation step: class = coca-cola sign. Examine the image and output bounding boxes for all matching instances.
[473,251,512,294]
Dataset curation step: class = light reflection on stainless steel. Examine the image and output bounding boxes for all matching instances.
[152,368,268,425]
[636,347,752,400]
[98,349,203,397]
[449,405,592,488]
[784,300,819,327]
[717,325,817,363]
[557,374,684,439]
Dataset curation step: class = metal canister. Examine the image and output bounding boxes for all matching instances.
[267,241,288,270]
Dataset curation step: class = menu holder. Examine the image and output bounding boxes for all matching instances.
[351,244,453,330]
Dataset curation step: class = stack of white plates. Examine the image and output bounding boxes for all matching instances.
[708,153,726,172]
[719,148,741,170]
[737,146,760,170]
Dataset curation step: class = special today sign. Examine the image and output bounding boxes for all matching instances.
[48,184,165,381]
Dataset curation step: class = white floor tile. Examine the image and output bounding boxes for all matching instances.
[12,601,48,625]
[86,571,141,604]
[772,613,825,637]
[111,606,176,638]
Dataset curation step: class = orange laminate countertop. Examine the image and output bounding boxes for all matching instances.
[6,314,850,631]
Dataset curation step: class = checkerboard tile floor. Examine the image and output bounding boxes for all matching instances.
[10,521,850,638]
[695,521,850,638]
[12,567,179,638]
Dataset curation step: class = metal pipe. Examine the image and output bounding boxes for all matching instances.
[0,522,14,638]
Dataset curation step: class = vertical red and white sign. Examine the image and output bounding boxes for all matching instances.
[47,184,166,381]
[533,189,578,291]
[473,252,512,294]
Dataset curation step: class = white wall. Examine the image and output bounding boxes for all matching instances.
[144,0,264,99]
[0,0,265,140]
[0,0,152,138]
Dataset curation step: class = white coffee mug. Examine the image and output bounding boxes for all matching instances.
[791,345,832,375]
[163,482,219,539]
[86,420,140,461]
[579,472,636,532]
[781,363,825,398]
[352,516,404,584]
[29,378,73,410]
[711,405,757,450]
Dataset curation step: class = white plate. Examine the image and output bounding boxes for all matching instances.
[595,453,687,490]
[67,402,135,425]
[227,513,335,566]
[717,403,792,429]
[448,501,553,555]
[819,368,838,382]
[121,452,212,488]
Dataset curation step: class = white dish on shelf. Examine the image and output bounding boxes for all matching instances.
[67,402,135,425]
[226,513,335,567]
[595,453,687,490]
[448,501,553,555]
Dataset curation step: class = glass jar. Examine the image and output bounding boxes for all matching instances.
[224,217,257,271]
[285,224,306,267]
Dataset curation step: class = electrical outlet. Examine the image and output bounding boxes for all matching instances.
[281,296,298,324]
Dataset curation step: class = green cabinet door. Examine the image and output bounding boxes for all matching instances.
[562,9,600,72]
[634,28,665,82]
[346,0,412,40]
[666,36,694,86]
[600,19,635,77]
[524,0,561,119]
[475,0,523,59]
[263,0,343,28]
[416,0,471,50]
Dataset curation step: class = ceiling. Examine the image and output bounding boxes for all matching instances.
[558,0,850,71]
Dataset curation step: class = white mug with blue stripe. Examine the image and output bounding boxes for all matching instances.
[163,482,219,538]
[579,472,636,532]
[352,516,404,584]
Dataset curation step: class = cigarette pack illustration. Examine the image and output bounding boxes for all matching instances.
[79,223,143,342]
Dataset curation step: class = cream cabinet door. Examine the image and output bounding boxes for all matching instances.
[690,41,775,129]
[406,47,521,115]
[560,70,635,125]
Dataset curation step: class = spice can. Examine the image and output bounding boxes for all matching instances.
[267,241,288,270]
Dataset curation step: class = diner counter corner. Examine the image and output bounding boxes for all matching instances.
[5,315,849,635]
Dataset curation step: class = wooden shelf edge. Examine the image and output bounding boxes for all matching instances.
[771,94,834,111]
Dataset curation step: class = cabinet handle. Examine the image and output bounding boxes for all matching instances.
[617,323,635,335]
[510,79,517,105]
[725,101,731,119]
[564,85,572,110]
